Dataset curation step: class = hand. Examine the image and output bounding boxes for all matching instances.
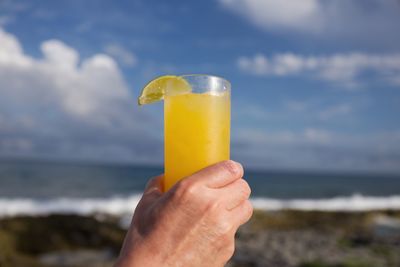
[114,160,253,267]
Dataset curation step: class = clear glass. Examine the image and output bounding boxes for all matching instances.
[164,75,231,191]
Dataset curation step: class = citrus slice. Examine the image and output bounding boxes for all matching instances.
[138,75,191,105]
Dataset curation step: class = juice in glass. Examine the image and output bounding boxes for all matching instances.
[164,75,231,191]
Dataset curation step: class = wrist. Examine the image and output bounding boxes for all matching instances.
[114,240,165,267]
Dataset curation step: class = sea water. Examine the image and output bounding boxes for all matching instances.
[0,160,400,217]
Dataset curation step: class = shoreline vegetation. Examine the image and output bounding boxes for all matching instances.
[1,210,399,267]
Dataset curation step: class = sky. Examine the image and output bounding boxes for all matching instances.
[0,0,400,173]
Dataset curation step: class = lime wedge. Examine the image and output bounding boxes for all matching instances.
[138,75,191,105]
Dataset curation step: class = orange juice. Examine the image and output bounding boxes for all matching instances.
[164,91,230,191]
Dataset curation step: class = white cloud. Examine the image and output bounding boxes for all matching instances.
[219,0,321,32]
[0,15,13,26]
[76,21,93,33]
[31,8,56,20]
[0,28,31,66]
[219,0,400,42]
[237,128,333,146]
[238,53,400,87]
[234,104,272,121]
[285,100,309,112]
[318,104,352,120]
[285,100,353,121]
[104,43,137,67]
[304,128,332,144]
[41,40,79,65]
[0,0,29,13]
[0,27,160,163]
[234,128,400,173]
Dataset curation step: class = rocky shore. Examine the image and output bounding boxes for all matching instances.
[229,210,400,267]
[1,210,399,267]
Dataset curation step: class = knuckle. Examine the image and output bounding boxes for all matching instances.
[171,179,196,202]
[205,199,221,213]
[177,178,192,191]
[183,182,198,200]
[243,200,254,220]
[215,219,234,237]
[238,179,251,199]
[220,160,243,178]
[218,231,231,247]
[218,243,235,264]
[173,180,219,213]
[217,232,235,256]
[224,242,235,259]
[212,233,235,263]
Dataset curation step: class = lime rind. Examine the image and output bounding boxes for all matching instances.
[138,92,164,105]
[138,75,191,105]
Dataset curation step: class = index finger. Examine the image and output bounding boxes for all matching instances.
[144,175,163,195]
[185,160,244,189]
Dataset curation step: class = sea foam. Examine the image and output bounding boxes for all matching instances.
[251,194,400,211]
[0,195,143,217]
[1,194,400,217]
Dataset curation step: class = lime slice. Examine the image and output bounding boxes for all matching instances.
[138,75,191,105]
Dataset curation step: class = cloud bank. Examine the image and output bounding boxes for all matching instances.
[238,53,400,87]
[234,128,400,173]
[220,0,321,32]
[0,28,160,163]
[219,0,400,43]
[1,26,399,173]
[104,43,137,67]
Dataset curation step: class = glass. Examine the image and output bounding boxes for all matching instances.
[164,75,231,191]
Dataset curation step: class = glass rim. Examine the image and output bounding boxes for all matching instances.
[179,74,231,91]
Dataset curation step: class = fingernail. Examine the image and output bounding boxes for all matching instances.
[227,160,243,176]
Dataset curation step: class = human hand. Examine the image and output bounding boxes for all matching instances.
[114,160,253,267]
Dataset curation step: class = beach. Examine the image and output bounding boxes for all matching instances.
[1,161,400,267]
[1,210,400,267]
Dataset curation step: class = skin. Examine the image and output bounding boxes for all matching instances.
[114,160,253,267]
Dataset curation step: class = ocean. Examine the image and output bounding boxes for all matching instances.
[1,160,400,217]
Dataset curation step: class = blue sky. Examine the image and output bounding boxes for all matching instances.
[0,0,400,173]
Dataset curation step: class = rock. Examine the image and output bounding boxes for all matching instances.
[227,210,400,267]
[0,214,125,255]
[39,249,114,267]
[372,215,400,241]
[1,211,400,267]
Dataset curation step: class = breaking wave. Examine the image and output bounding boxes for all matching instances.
[1,194,400,217]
